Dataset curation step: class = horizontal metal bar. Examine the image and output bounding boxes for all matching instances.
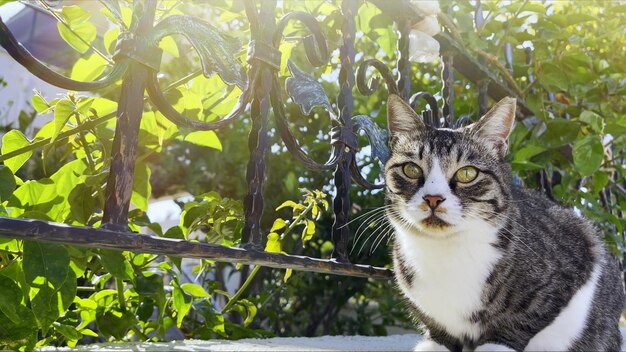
[0,217,393,280]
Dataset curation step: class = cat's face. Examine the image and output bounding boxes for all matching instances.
[384,95,516,238]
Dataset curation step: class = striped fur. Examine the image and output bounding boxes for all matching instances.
[384,95,624,351]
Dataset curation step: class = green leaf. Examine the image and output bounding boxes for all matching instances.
[276,200,298,211]
[23,241,69,289]
[513,145,546,162]
[135,272,164,297]
[172,285,192,327]
[237,299,258,327]
[573,135,604,176]
[96,308,136,339]
[591,171,609,194]
[68,184,95,224]
[0,166,16,202]
[302,219,315,243]
[57,6,97,53]
[30,269,76,334]
[79,328,98,337]
[131,162,152,211]
[6,178,58,217]
[32,93,50,113]
[103,28,120,55]
[159,36,179,58]
[270,218,287,232]
[52,100,75,143]
[543,120,580,148]
[99,250,133,281]
[181,283,210,298]
[283,268,293,283]
[182,130,222,150]
[540,63,569,91]
[373,28,397,57]
[57,21,97,54]
[566,14,595,26]
[193,301,225,336]
[71,54,109,81]
[54,322,83,341]
[90,97,118,116]
[0,275,23,324]
[0,305,37,350]
[265,232,281,253]
[59,5,92,25]
[579,110,603,133]
[100,3,131,28]
[1,130,32,173]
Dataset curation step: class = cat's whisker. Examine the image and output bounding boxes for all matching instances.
[352,209,389,242]
[351,212,390,255]
[370,223,393,255]
[340,205,393,229]
[357,230,380,256]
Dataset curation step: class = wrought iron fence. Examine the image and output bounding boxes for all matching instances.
[0,0,541,281]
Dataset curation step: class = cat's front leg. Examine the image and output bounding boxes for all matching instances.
[414,339,449,352]
[474,343,515,352]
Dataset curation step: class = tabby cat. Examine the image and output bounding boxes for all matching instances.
[384,94,624,351]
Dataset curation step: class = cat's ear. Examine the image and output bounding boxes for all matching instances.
[470,97,516,157]
[387,94,426,135]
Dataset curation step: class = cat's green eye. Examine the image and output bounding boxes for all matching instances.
[402,163,423,179]
[455,166,479,183]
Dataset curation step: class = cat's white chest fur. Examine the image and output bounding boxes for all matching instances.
[394,220,502,341]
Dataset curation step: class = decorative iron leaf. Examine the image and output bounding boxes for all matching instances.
[285,60,336,120]
[354,115,390,164]
[149,15,246,89]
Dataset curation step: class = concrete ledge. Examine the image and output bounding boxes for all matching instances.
[40,329,626,351]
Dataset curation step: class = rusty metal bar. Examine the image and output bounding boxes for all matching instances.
[241,0,277,249]
[101,0,157,230]
[474,0,489,116]
[441,53,454,125]
[0,217,393,280]
[330,0,358,263]
[396,18,412,101]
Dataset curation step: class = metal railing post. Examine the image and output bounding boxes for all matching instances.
[331,0,358,263]
[241,0,278,249]
[102,0,158,230]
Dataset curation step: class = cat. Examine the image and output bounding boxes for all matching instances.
[384,94,624,351]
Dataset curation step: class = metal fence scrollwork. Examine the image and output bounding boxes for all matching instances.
[0,0,537,281]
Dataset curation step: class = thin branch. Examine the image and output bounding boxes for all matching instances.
[38,0,114,65]
[473,47,524,97]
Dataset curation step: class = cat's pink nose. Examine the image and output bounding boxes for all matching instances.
[423,195,445,210]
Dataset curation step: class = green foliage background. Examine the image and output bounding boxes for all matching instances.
[0,0,624,349]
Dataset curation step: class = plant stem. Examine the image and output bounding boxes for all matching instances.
[77,286,96,292]
[130,325,149,340]
[220,201,315,314]
[220,265,260,314]
[116,277,127,311]
[282,202,313,239]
